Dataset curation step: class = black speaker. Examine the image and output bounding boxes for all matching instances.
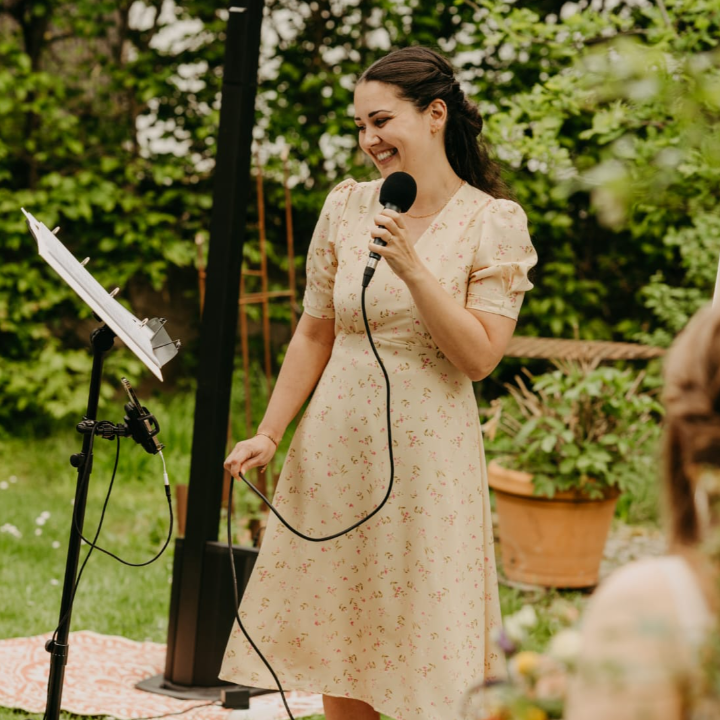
[164,539,259,688]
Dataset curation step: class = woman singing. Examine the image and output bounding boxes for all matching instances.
[221,46,537,720]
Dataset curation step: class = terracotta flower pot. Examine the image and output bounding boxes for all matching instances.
[488,460,618,588]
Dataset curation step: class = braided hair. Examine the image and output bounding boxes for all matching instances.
[358,46,512,200]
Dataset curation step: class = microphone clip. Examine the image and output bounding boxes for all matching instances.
[122,402,164,455]
[75,404,164,455]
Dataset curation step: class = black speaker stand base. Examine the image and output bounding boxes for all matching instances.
[136,673,274,705]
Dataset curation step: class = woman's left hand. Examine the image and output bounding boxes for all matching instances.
[369,209,424,284]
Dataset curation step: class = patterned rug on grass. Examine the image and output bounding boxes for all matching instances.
[0,631,325,719]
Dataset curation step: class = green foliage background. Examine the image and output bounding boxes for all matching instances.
[0,0,719,429]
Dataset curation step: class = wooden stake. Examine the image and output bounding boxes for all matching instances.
[282,146,298,333]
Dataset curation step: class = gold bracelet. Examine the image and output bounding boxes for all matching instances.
[255,431,279,448]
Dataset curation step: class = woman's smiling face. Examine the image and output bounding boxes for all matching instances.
[353,80,433,178]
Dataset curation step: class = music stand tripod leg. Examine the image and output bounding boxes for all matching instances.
[44,324,115,720]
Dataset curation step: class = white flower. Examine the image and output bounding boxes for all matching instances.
[656,148,684,168]
[548,628,582,664]
[498,43,517,63]
[1,523,22,538]
[9,475,17,483]
[52,541,61,549]
[514,605,538,626]
[35,528,43,536]
[0,482,8,490]
[504,605,538,643]
[50,579,59,586]
[560,2,580,20]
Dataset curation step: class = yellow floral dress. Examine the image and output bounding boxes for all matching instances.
[220,178,537,720]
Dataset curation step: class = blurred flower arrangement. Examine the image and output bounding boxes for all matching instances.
[462,602,581,720]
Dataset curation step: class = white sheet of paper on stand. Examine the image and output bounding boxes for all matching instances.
[22,208,170,380]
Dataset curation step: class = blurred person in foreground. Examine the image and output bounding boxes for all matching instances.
[220,46,537,720]
[564,303,720,720]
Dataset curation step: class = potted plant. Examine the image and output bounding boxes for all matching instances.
[483,360,663,588]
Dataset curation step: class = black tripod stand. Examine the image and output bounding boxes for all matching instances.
[44,323,164,720]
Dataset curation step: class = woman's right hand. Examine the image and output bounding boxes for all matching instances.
[224,435,277,477]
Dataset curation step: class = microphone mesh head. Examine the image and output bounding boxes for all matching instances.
[379,172,417,213]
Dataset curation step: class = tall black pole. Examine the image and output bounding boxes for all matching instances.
[45,325,116,720]
[164,0,264,684]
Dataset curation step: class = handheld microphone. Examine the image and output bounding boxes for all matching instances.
[362,171,417,288]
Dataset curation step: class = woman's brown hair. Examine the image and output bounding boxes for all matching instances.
[359,46,512,199]
[663,304,720,553]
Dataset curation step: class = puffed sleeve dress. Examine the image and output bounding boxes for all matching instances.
[220,178,538,720]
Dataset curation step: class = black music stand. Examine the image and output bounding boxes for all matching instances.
[23,209,180,720]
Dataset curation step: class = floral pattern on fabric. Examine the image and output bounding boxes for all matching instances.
[220,178,537,720]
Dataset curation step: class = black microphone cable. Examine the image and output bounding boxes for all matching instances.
[49,428,112,650]
[71,438,174,567]
[45,431,173,720]
[51,426,173,650]
[43,431,112,720]
[226,284,394,719]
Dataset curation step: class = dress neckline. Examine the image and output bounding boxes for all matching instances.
[409,180,467,248]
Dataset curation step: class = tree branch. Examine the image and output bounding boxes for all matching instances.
[655,0,673,30]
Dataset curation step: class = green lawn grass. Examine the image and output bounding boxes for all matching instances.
[0,428,175,643]
[0,388,587,720]
[0,426,174,720]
